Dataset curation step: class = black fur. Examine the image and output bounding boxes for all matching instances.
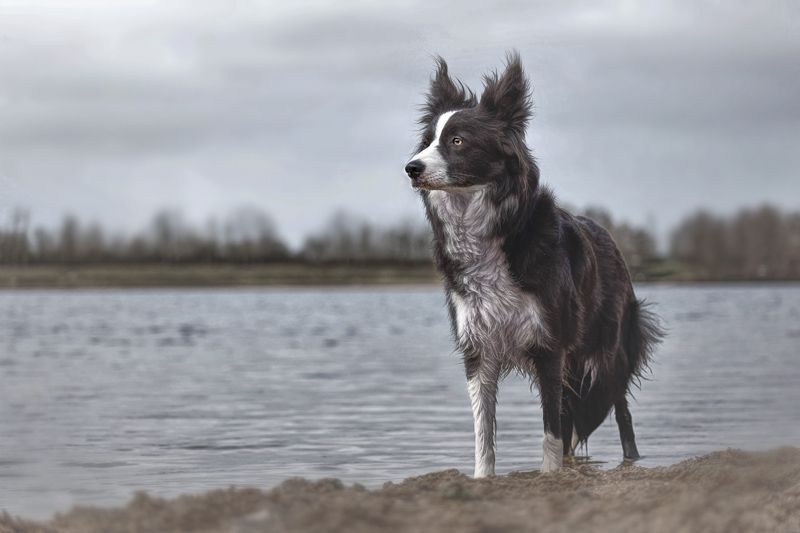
[408,53,664,462]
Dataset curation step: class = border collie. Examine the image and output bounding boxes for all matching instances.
[404,53,663,476]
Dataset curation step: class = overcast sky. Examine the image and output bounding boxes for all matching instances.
[1,0,798,246]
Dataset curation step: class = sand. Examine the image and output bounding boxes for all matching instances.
[2,448,799,533]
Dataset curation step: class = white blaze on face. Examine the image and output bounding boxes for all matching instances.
[410,110,459,181]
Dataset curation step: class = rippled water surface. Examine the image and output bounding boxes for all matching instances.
[2,285,799,517]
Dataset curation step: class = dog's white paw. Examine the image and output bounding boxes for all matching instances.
[473,464,495,478]
[541,454,562,473]
[541,433,563,473]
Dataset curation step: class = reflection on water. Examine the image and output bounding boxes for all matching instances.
[1,285,799,518]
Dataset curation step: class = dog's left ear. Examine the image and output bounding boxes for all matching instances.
[480,52,531,135]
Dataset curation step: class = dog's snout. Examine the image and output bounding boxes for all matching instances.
[405,160,425,180]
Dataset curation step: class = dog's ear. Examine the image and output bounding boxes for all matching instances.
[420,57,475,125]
[480,52,531,135]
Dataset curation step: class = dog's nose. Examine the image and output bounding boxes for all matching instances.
[405,160,425,179]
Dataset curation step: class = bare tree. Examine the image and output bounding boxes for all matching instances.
[221,206,288,262]
[0,208,31,264]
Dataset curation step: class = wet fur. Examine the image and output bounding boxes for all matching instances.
[408,53,663,474]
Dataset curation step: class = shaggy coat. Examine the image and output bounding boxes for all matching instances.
[405,54,663,476]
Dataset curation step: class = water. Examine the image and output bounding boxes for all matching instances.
[1,285,799,518]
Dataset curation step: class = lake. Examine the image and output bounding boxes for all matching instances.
[1,284,799,518]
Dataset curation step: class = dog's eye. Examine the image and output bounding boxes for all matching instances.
[452,137,463,146]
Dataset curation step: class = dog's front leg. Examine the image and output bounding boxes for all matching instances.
[465,358,499,478]
[532,348,565,472]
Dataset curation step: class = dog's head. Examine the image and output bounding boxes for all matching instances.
[405,53,535,194]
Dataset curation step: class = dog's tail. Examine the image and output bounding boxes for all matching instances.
[623,298,665,386]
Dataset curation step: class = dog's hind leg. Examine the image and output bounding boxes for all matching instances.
[615,396,640,460]
[560,398,577,458]
[465,358,500,478]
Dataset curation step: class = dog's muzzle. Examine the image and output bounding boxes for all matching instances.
[405,160,425,180]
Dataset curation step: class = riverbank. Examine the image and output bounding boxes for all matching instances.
[0,264,439,289]
[3,263,797,289]
[2,448,798,533]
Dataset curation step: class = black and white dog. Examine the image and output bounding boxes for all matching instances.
[404,54,663,476]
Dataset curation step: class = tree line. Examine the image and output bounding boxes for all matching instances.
[670,205,800,280]
[1,204,799,280]
[0,207,431,266]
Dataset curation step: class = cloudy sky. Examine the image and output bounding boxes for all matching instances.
[1,0,798,246]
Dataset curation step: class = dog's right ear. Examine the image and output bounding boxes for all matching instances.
[480,52,531,136]
[419,57,475,126]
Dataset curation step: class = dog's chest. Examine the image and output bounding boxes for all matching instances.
[428,191,547,356]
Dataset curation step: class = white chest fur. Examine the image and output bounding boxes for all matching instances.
[428,190,547,359]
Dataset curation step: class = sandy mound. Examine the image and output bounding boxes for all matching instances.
[2,448,799,533]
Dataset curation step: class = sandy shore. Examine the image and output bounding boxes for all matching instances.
[2,448,799,533]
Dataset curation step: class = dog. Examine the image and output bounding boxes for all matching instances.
[404,53,663,476]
